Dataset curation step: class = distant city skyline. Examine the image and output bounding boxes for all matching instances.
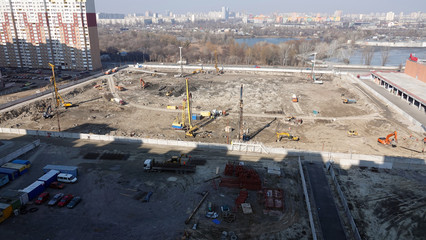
[94,0,426,14]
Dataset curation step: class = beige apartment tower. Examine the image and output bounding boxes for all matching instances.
[0,0,101,71]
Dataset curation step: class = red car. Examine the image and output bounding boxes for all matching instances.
[35,192,50,205]
[57,194,73,207]
[50,181,65,189]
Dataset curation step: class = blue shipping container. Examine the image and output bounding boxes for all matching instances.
[43,165,78,177]
[38,170,60,187]
[191,114,201,120]
[11,159,31,169]
[21,181,45,201]
[1,163,28,175]
[0,174,9,187]
[0,168,19,181]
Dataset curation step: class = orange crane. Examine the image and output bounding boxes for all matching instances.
[140,78,149,89]
[378,131,397,147]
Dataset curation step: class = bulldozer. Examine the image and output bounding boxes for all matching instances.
[378,131,397,147]
[276,132,299,142]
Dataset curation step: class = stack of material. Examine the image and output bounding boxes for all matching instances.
[220,163,262,190]
[263,188,284,211]
[235,190,248,206]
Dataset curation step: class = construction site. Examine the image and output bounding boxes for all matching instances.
[0,66,424,157]
[0,65,425,240]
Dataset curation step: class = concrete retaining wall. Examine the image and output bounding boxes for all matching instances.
[0,139,40,165]
[346,74,425,132]
[1,127,424,170]
[298,157,318,240]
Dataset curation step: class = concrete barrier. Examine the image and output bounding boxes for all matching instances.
[298,157,318,240]
[0,127,424,170]
[347,74,425,132]
[0,139,40,165]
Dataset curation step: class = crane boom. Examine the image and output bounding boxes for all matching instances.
[238,84,244,140]
[186,78,192,128]
[49,63,73,108]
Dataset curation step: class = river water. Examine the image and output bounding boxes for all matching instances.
[234,37,426,66]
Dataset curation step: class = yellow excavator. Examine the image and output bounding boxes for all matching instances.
[276,132,299,142]
[49,63,73,108]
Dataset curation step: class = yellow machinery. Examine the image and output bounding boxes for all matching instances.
[171,78,200,137]
[276,132,299,142]
[214,50,219,73]
[214,50,223,74]
[172,100,186,129]
[347,130,358,137]
[49,63,73,108]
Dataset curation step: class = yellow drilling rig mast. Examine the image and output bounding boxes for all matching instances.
[49,63,73,108]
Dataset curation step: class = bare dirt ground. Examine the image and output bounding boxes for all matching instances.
[0,135,309,240]
[336,166,426,240]
[0,70,424,158]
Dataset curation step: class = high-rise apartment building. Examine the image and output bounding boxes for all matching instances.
[0,0,101,71]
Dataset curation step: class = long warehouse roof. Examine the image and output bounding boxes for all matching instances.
[371,71,426,105]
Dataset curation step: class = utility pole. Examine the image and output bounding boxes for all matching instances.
[179,46,183,77]
[238,84,244,140]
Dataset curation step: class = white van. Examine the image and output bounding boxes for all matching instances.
[57,173,77,183]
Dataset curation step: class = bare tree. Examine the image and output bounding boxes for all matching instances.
[362,47,374,65]
[381,47,390,66]
[279,43,292,66]
[337,46,354,64]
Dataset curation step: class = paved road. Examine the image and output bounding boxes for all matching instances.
[306,162,347,240]
[360,78,426,129]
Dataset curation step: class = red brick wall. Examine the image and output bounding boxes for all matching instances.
[405,60,426,83]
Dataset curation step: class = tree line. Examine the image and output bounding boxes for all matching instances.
[99,28,392,66]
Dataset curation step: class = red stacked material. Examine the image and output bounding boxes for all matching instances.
[263,188,284,210]
[220,163,262,190]
[235,190,248,206]
[224,163,235,176]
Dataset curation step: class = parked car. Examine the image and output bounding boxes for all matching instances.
[57,194,73,207]
[67,196,81,209]
[48,193,64,206]
[49,181,65,189]
[35,192,50,205]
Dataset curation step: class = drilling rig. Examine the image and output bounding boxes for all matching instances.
[238,84,244,140]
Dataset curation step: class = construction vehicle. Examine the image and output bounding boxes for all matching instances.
[172,100,186,129]
[166,90,173,96]
[192,69,205,74]
[214,51,223,74]
[48,63,73,109]
[112,67,119,73]
[143,159,195,173]
[105,69,112,75]
[286,116,303,125]
[276,132,299,142]
[292,94,298,103]
[140,78,149,89]
[115,85,125,91]
[378,131,397,147]
[347,130,358,137]
[43,105,53,119]
[170,78,201,137]
[343,99,357,104]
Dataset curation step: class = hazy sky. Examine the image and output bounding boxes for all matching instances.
[94,0,426,14]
